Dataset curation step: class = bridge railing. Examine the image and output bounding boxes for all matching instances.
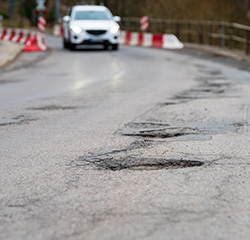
[120,18,250,55]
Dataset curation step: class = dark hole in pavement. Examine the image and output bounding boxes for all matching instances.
[27,105,76,111]
[193,88,225,94]
[194,85,227,91]
[118,122,197,139]
[172,74,232,101]
[233,122,244,127]
[199,70,222,76]
[0,116,36,126]
[162,102,177,106]
[174,85,228,100]
[80,156,204,171]
[206,82,230,87]
[123,131,195,139]
[161,99,188,106]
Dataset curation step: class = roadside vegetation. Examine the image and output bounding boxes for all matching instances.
[0,0,249,27]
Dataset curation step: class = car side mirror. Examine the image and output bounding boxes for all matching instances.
[63,16,71,22]
[113,16,121,22]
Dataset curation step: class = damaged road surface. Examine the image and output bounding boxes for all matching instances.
[1,35,250,240]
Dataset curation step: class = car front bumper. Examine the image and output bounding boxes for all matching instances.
[70,30,119,45]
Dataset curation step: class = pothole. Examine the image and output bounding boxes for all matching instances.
[117,122,198,139]
[27,105,76,111]
[199,70,222,76]
[172,72,233,101]
[117,120,242,141]
[174,86,228,100]
[161,99,188,106]
[0,115,36,126]
[123,129,196,139]
[77,156,204,171]
[210,70,222,76]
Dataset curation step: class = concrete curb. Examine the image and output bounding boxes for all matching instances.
[184,43,250,63]
[0,41,23,69]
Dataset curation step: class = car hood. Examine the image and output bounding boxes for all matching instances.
[70,20,118,30]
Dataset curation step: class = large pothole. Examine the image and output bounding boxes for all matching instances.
[77,156,204,171]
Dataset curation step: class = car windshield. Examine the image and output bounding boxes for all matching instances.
[74,11,112,20]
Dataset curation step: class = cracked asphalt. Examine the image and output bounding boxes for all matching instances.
[0,35,250,240]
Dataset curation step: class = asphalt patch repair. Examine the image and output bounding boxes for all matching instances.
[76,156,204,171]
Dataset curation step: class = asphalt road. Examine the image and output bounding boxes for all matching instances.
[0,35,250,240]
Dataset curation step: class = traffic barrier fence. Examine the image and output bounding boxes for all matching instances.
[0,28,48,52]
[119,31,184,49]
[120,18,250,55]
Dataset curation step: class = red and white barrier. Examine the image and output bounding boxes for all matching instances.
[23,33,48,52]
[0,28,48,52]
[119,31,184,49]
[53,24,63,37]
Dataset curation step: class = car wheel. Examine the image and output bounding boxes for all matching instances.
[112,44,119,50]
[69,43,76,51]
[103,44,109,50]
[63,38,68,49]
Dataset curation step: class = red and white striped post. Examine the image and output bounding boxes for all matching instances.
[140,16,149,31]
[36,0,47,32]
[38,16,46,32]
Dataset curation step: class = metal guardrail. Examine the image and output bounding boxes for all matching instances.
[120,18,250,55]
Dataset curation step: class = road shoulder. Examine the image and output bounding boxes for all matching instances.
[184,43,250,63]
[0,41,23,69]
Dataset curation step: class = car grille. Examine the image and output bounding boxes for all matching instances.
[86,30,107,36]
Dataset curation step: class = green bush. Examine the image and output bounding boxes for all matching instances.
[0,11,10,20]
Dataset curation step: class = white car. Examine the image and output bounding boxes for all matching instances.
[62,5,120,50]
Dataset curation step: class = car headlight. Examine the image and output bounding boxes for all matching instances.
[110,25,119,34]
[70,25,82,34]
